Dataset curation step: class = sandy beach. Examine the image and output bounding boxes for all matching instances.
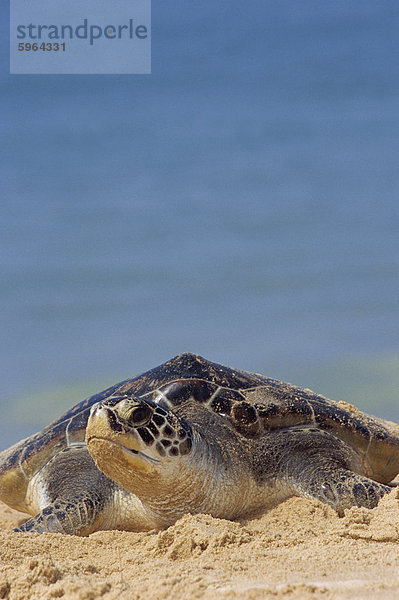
[1,484,399,600]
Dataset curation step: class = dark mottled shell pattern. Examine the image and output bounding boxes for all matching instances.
[2,353,399,490]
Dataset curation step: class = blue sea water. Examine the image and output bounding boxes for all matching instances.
[1,1,399,449]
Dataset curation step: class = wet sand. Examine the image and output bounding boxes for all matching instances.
[1,486,399,600]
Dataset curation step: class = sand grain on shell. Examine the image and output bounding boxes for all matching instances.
[1,487,399,599]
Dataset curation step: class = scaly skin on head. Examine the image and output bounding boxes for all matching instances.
[85,396,255,527]
[3,354,398,535]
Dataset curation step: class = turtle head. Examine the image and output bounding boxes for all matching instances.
[85,396,193,493]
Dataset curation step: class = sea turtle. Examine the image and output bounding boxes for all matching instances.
[0,353,398,536]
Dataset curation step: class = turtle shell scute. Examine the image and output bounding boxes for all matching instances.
[158,379,217,405]
[232,402,258,425]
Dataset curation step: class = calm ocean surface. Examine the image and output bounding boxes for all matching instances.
[1,2,398,449]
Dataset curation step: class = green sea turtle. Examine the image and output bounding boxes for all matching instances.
[0,353,398,536]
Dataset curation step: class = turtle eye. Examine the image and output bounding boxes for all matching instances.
[128,403,153,427]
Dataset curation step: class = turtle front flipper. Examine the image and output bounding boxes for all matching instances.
[14,493,105,535]
[14,445,117,535]
[293,467,391,516]
[271,427,392,515]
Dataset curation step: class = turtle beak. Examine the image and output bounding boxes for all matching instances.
[87,401,140,447]
[86,401,160,475]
